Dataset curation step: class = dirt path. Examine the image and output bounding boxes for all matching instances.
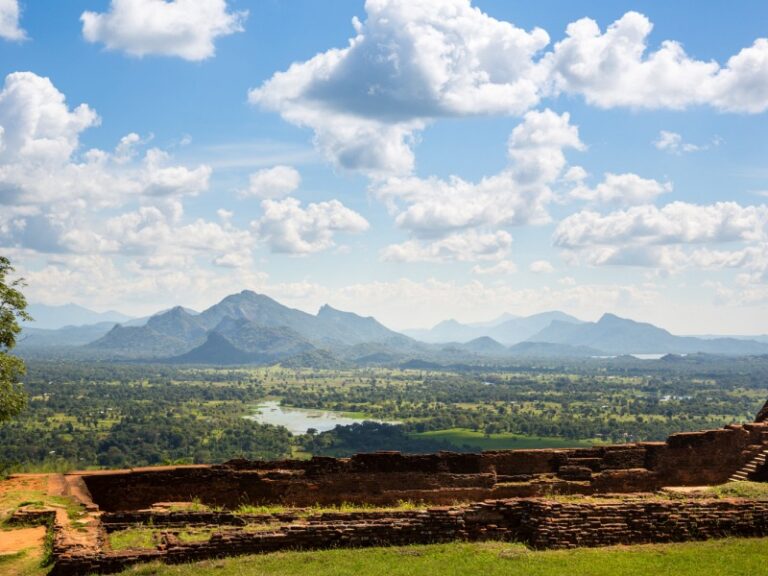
[0,525,47,554]
[0,474,48,499]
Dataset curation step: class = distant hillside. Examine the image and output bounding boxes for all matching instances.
[28,295,768,365]
[435,337,509,357]
[507,341,602,358]
[16,322,116,349]
[86,290,416,364]
[25,303,132,330]
[529,313,768,355]
[404,311,583,344]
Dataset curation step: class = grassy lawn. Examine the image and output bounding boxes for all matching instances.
[112,539,768,576]
[706,481,768,499]
[412,428,593,450]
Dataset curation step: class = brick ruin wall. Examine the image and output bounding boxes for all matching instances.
[50,498,768,576]
[42,419,768,574]
[80,422,768,512]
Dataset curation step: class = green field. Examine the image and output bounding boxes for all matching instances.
[103,539,768,576]
[412,428,594,450]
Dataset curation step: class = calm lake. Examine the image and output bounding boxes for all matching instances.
[248,400,399,435]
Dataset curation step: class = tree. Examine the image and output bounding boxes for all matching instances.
[0,256,30,423]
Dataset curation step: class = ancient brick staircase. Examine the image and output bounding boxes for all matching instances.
[729,445,768,482]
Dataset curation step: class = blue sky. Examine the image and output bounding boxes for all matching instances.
[1,0,768,334]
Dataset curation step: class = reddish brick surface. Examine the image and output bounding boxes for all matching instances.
[48,418,768,575]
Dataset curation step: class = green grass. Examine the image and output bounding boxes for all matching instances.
[111,538,768,576]
[110,528,217,551]
[0,549,48,576]
[707,481,768,499]
[110,528,156,551]
[234,500,427,516]
[412,428,593,450]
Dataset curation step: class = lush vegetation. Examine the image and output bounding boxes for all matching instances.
[0,358,766,471]
[0,256,30,427]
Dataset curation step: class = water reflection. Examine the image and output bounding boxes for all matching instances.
[248,400,399,435]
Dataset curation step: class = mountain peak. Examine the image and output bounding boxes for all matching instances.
[318,304,374,321]
[433,318,462,329]
[317,303,341,315]
[598,313,625,323]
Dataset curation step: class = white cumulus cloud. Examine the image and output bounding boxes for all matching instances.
[242,165,301,199]
[570,172,671,206]
[554,202,768,269]
[251,6,768,176]
[472,260,518,276]
[249,0,550,175]
[254,197,369,255]
[81,0,247,61]
[529,260,555,274]
[381,230,512,262]
[545,11,768,113]
[0,70,223,269]
[0,0,25,41]
[374,109,581,235]
[373,109,581,261]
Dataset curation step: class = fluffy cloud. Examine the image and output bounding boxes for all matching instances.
[554,202,768,269]
[375,110,581,234]
[0,69,249,290]
[472,260,517,276]
[81,0,247,61]
[12,251,269,315]
[250,0,550,174]
[570,172,671,206]
[0,73,211,208]
[381,230,512,262]
[252,5,768,175]
[253,197,369,254]
[100,206,253,267]
[546,12,768,113]
[0,0,25,41]
[711,39,768,113]
[374,109,581,260]
[0,72,214,258]
[242,165,301,199]
[529,260,555,274]
[0,72,99,167]
[556,202,768,248]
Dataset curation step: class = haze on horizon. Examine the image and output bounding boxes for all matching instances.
[1,0,768,335]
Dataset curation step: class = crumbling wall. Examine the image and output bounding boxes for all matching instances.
[51,498,768,576]
[79,422,768,512]
[647,424,768,486]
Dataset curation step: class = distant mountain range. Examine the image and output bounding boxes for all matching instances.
[530,313,768,355]
[403,311,583,344]
[86,291,417,363]
[15,293,768,364]
[24,303,133,330]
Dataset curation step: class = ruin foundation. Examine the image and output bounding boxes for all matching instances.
[37,420,768,575]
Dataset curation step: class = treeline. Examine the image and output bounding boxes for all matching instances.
[280,371,765,443]
[298,421,454,457]
[0,373,291,470]
[2,360,767,471]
